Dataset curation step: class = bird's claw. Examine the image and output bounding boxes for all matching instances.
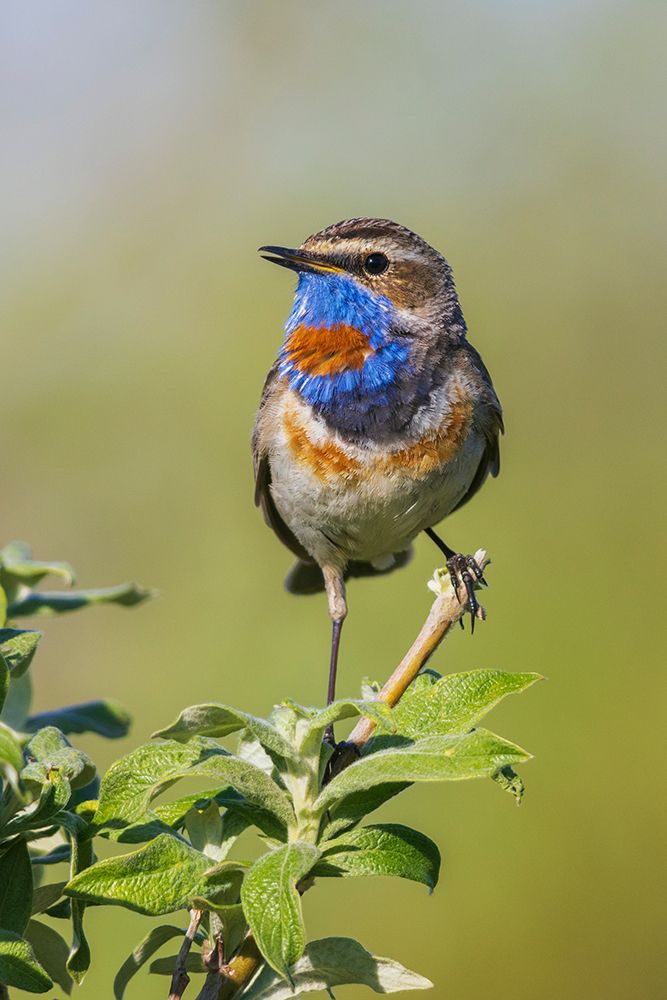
[446,553,485,633]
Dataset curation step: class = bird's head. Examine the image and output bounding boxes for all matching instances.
[260,218,466,406]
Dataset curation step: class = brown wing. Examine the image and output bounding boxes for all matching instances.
[450,344,504,514]
[252,366,311,563]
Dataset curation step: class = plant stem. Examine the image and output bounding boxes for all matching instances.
[347,548,489,749]
[168,909,203,999]
[190,552,490,999]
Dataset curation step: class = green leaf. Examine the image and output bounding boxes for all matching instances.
[492,764,526,804]
[65,834,243,916]
[0,585,7,625]
[23,726,96,790]
[0,628,42,679]
[67,832,92,984]
[154,704,296,762]
[240,936,432,998]
[25,920,73,995]
[25,699,131,739]
[316,730,532,813]
[0,654,7,714]
[2,770,72,836]
[321,781,410,841]
[0,930,52,993]
[0,839,33,934]
[303,699,395,743]
[0,541,75,587]
[8,581,153,618]
[0,669,33,729]
[113,924,184,1000]
[383,669,542,741]
[94,738,293,834]
[185,801,223,860]
[241,842,320,980]
[0,721,25,773]
[315,823,440,890]
[31,881,67,915]
[217,792,288,843]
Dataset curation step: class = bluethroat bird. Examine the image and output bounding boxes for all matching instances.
[253,218,503,715]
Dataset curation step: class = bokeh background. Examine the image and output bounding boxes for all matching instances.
[2,2,665,997]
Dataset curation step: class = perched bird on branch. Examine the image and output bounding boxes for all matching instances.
[253,218,502,715]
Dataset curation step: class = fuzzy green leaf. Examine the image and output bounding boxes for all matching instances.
[492,764,526,803]
[0,839,33,934]
[185,800,224,860]
[0,656,7,714]
[383,669,542,741]
[0,629,42,678]
[309,698,395,733]
[67,832,93,983]
[0,542,75,587]
[154,704,296,762]
[315,823,440,890]
[95,738,292,834]
[0,669,33,729]
[241,843,320,980]
[31,881,67,915]
[0,721,25,773]
[0,930,53,993]
[147,788,225,828]
[65,834,244,916]
[25,920,73,995]
[320,781,410,840]
[241,936,432,998]
[22,727,96,790]
[8,581,152,618]
[316,730,531,813]
[2,770,72,836]
[26,699,131,739]
[113,924,184,999]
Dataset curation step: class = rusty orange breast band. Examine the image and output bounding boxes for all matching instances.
[283,323,372,378]
[283,388,473,484]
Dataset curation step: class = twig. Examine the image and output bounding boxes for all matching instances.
[168,909,203,999]
[347,548,489,748]
[189,552,489,999]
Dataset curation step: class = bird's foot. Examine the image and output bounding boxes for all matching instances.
[446,553,487,633]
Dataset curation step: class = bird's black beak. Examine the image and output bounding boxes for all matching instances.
[258,245,344,276]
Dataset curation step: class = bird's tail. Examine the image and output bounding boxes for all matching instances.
[284,547,414,595]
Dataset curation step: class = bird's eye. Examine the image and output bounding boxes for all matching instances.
[363,252,389,275]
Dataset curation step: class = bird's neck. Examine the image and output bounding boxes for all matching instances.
[277,273,448,443]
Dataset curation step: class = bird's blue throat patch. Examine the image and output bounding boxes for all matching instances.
[277,272,410,411]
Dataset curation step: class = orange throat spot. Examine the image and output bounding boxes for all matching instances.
[283,323,372,377]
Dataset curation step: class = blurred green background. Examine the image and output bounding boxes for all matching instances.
[2,1,665,997]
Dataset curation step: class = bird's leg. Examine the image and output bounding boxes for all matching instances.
[424,527,487,633]
[321,565,347,744]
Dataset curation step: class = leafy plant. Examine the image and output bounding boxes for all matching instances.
[64,667,539,998]
[0,541,151,996]
[0,540,539,999]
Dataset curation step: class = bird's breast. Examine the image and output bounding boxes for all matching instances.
[278,384,474,485]
[258,378,485,564]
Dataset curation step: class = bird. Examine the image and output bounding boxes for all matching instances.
[252,218,503,720]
